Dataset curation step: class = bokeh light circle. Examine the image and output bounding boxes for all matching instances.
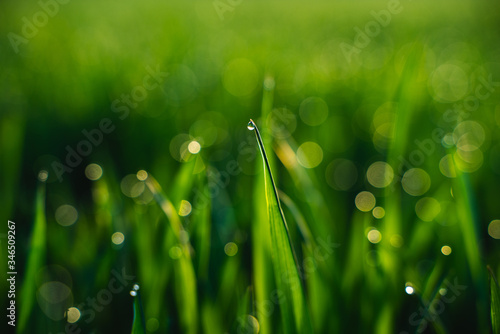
[488,220,500,239]
[325,159,358,191]
[178,200,192,217]
[372,206,385,219]
[224,242,238,256]
[367,161,394,188]
[299,97,329,126]
[296,142,323,168]
[415,197,441,222]
[402,168,431,196]
[85,163,103,181]
[439,154,457,178]
[441,245,452,256]
[189,120,218,147]
[453,121,485,152]
[429,64,469,102]
[170,133,195,162]
[454,147,484,173]
[111,232,125,245]
[147,318,160,332]
[121,174,146,198]
[55,205,78,227]
[355,191,376,212]
[38,170,49,182]
[66,307,81,323]
[137,170,148,181]
[367,228,382,244]
[188,141,201,154]
[169,246,183,259]
[37,281,73,321]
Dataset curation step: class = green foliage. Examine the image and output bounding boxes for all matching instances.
[1,1,499,333]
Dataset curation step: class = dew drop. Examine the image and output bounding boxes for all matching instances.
[247,121,255,131]
[130,283,140,296]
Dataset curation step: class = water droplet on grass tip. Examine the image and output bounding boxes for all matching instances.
[405,286,414,295]
[405,282,414,295]
[130,283,140,296]
[247,121,255,130]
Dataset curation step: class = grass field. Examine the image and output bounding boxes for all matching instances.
[1,0,500,333]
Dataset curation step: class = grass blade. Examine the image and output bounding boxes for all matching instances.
[251,78,276,334]
[145,173,198,334]
[18,172,47,333]
[131,285,146,334]
[248,119,313,333]
[489,266,500,334]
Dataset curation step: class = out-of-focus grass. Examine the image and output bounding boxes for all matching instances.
[146,174,198,334]
[2,0,500,333]
[18,176,46,333]
[489,266,500,334]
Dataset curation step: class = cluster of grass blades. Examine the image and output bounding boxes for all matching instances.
[16,78,499,334]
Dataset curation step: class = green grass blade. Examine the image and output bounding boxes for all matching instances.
[249,119,313,333]
[191,172,211,281]
[18,173,47,333]
[251,79,276,334]
[145,173,198,334]
[277,190,313,249]
[131,287,146,334]
[453,172,488,330]
[489,266,500,334]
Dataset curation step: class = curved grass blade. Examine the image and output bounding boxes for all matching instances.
[278,189,336,330]
[145,173,198,334]
[277,190,313,248]
[252,78,277,334]
[248,119,313,333]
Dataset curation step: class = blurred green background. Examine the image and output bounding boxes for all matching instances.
[1,0,500,333]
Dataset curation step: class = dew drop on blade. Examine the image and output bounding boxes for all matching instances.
[247,121,255,131]
[130,290,137,297]
[133,284,140,291]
